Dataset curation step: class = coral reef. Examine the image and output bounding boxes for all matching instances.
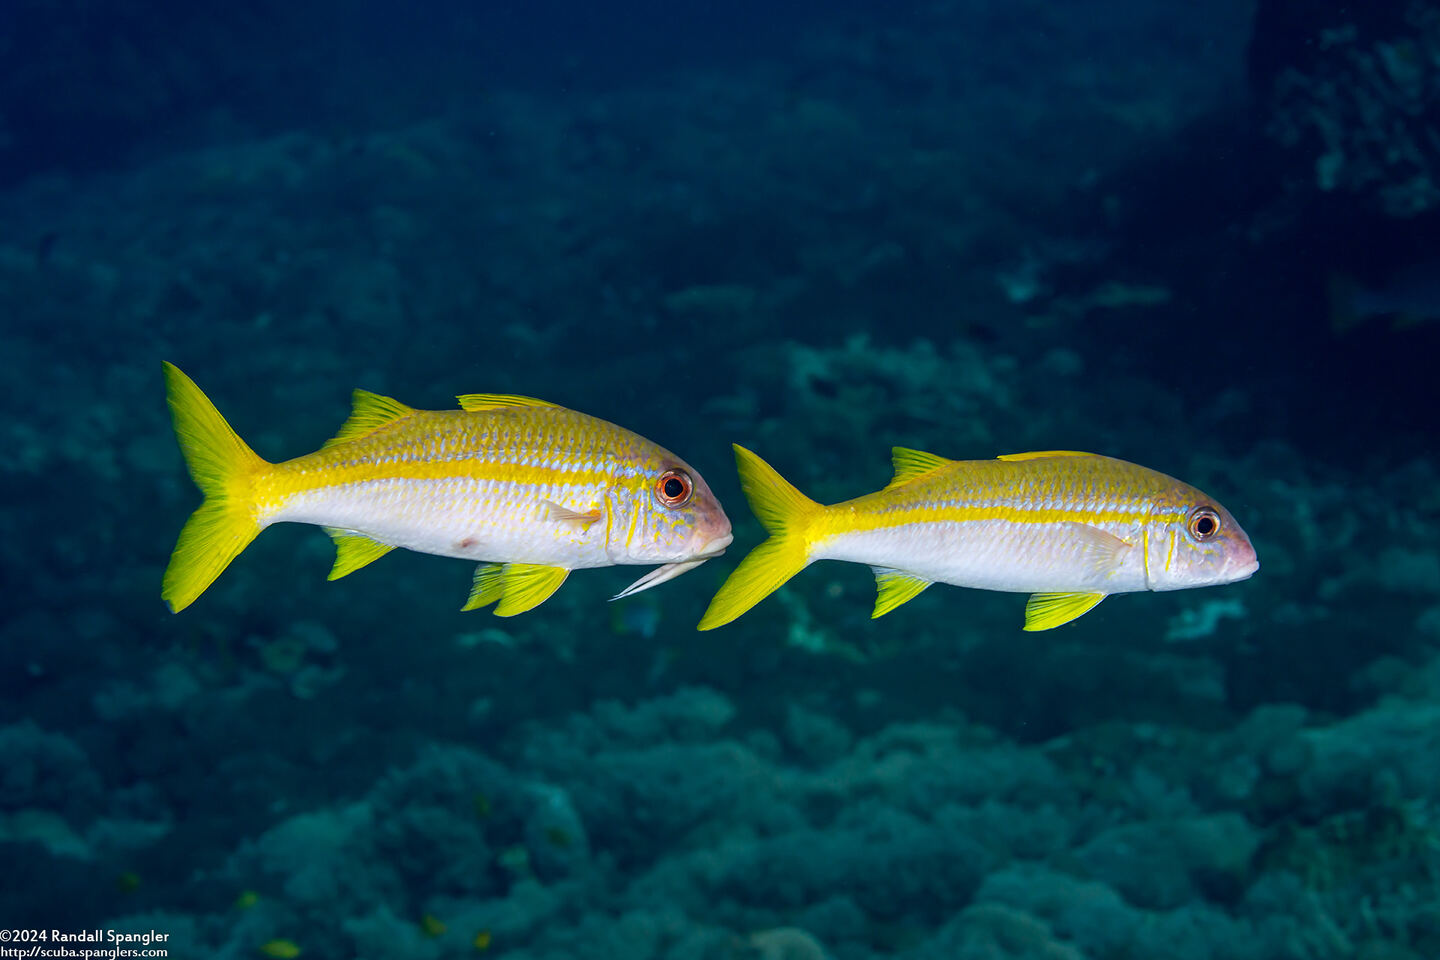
[1253,0,1440,216]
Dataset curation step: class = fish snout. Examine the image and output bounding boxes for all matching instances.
[702,529,737,558]
[1230,553,1260,582]
[1224,538,1259,582]
[687,493,733,559]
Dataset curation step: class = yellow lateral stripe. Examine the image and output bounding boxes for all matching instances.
[823,503,1188,532]
[317,461,637,486]
[264,461,650,497]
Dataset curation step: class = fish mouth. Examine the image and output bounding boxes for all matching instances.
[696,532,734,558]
[1231,556,1260,581]
[611,533,732,602]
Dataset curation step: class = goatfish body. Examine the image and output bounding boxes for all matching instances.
[161,362,732,614]
[698,445,1257,631]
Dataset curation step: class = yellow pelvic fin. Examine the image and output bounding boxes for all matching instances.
[323,528,395,580]
[1023,591,1106,631]
[996,450,1094,462]
[885,447,953,489]
[323,389,415,448]
[697,445,821,631]
[463,564,505,611]
[871,568,933,618]
[161,362,270,613]
[463,563,570,616]
[456,393,558,411]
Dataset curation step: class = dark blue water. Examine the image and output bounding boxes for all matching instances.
[4,1,1439,957]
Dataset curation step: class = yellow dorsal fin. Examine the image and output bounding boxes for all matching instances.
[997,450,1094,462]
[462,563,570,616]
[1023,591,1106,631]
[456,393,557,412]
[324,389,415,448]
[323,528,395,580]
[871,568,933,618]
[886,447,953,489]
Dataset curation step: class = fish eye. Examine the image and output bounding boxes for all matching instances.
[1188,506,1221,541]
[655,469,693,507]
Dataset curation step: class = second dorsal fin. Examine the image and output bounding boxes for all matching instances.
[456,393,558,412]
[996,450,1093,462]
[885,447,953,489]
[323,389,415,448]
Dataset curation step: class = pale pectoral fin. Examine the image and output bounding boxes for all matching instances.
[1060,522,1132,578]
[494,563,570,616]
[540,499,602,530]
[324,528,395,580]
[1023,591,1106,631]
[871,567,933,618]
[613,559,708,601]
[462,563,505,611]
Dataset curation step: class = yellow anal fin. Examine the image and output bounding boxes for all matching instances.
[324,528,395,580]
[463,563,570,616]
[456,393,557,411]
[871,567,933,618]
[997,450,1094,461]
[1023,591,1106,631]
[885,447,954,489]
[323,389,415,448]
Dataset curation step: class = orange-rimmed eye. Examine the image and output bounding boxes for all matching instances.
[655,469,693,507]
[1188,506,1221,541]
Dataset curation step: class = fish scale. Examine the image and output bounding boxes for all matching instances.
[698,445,1257,631]
[266,409,626,564]
[818,456,1190,596]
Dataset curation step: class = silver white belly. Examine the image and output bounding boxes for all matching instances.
[815,518,1152,594]
[266,478,615,568]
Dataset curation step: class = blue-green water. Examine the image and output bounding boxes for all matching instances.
[3,2,1440,957]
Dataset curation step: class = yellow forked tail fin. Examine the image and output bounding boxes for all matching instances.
[697,445,820,631]
[161,362,269,612]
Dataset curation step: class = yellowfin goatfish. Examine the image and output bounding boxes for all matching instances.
[160,362,732,614]
[698,446,1257,631]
